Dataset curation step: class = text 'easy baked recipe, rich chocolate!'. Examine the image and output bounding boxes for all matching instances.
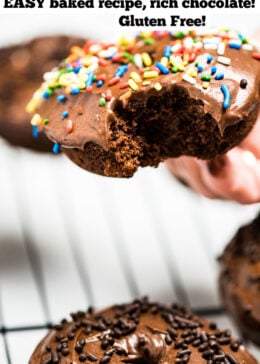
[28,30,260,177]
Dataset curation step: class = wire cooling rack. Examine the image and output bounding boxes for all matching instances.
[0,138,259,363]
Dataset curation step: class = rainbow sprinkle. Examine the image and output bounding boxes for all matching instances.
[217,42,226,56]
[229,41,242,50]
[201,75,211,82]
[53,143,61,154]
[154,82,162,91]
[163,45,171,58]
[196,65,203,73]
[215,73,224,80]
[155,62,170,74]
[66,120,73,133]
[32,125,39,138]
[182,74,196,85]
[71,87,80,95]
[143,70,159,79]
[99,97,106,106]
[105,89,112,101]
[96,80,104,87]
[142,52,152,67]
[221,84,231,109]
[62,111,69,118]
[30,113,42,126]
[57,95,66,102]
[202,82,210,89]
[253,52,260,60]
[128,79,139,91]
[108,77,120,86]
[217,56,231,66]
[207,55,214,63]
[119,90,132,101]
[130,72,142,83]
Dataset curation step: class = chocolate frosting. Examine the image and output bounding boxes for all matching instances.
[219,213,260,346]
[29,298,258,364]
[31,31,260,152]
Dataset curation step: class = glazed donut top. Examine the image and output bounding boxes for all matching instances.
[27,29,260,153]
[29,298,257,364]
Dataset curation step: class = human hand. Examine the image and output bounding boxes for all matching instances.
[166,112,260,204]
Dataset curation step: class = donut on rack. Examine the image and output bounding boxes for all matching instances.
[29,298,258,364]
[219,213,260,346]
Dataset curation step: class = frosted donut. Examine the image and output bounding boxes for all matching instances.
[0,35,85,151]
[219,212,260,346]
[28,30,260,175]
[29,298,258,364]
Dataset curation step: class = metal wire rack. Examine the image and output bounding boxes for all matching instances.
[0,139,259,363]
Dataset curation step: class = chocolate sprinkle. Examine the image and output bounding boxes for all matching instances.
[226,353,239,364]
[42,359,52,364]
[218,337,231,345]
[79,353,87,362]
[100,355,112,364]
[87,353,98,362]
[240,79,248,88]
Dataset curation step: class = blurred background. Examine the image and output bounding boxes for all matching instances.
[0,13,259,363]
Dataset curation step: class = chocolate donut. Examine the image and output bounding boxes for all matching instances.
[0,35,85,152]
[29,298,257,364]
[28,30,260,176]
[219,213,260,346]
